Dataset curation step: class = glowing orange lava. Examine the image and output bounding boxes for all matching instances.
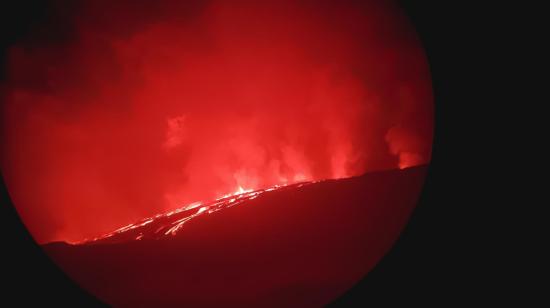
[78,180,315,245]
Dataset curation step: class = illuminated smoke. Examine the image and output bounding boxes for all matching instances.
[1,0,433,243]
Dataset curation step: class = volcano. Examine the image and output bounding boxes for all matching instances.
[43,165,428,307]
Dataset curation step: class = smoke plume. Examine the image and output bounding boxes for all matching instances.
[1,0,433,243]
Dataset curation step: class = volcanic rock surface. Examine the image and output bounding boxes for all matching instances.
[43,165,428,307]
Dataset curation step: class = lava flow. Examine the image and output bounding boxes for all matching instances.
[79,181,318,245]
[43,166,429,307]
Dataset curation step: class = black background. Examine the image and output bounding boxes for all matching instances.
[0,0,501,306]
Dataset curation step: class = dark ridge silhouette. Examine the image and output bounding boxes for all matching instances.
[43,165,428,307]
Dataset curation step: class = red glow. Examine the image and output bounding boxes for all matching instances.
[76,181,308,245]
[1,0,432,244]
